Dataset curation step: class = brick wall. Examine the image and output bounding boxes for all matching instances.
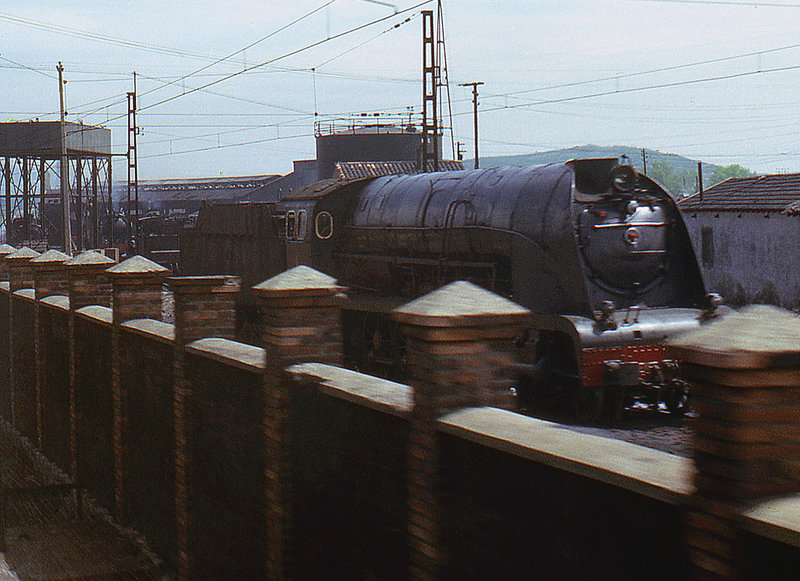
[38,298,71,473]
[670,305,800,579]
[11,291,36,441]
[120,321,177,570]
[185,340,266,580]
[289,365,411,580]
[0,284,10,416]
[74,307,115,511]
[2,270,800,581]
[437,416,685,580]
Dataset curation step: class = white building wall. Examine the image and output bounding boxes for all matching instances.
[683,211,800,309]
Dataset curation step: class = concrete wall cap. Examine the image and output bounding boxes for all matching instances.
[41,295,70,310]
[76,305,113,324]
[30,249,70,264]
[741,495,800,549]
[168,275,239,290]
[13,288,35,300]
[187,337,265,371]
[107,255,169,276]
[288,362,413,416]
[0,243,17,255]
[65,250,116,267]
[439,407,694,504]
[6,246,41,261]
[122,318,175,342]
[253,265,343,296]
[669,305,800,369]
[393,280,531,327]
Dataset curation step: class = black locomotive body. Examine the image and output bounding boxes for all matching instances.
[187,158,720,418]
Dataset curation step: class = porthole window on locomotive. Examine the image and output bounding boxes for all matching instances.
[286,211,296,240]
[296,210,308,241]
[315,211,334,239]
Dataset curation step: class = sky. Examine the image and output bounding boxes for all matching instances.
[3,0,800,179]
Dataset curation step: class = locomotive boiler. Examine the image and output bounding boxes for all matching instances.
[188,158,722,419]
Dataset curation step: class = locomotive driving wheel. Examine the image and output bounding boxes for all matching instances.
[665,379,691,416]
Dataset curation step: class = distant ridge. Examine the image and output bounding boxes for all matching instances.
[474,144,717,174]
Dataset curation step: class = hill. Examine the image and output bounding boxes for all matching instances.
[474,145,717,197]
[476,144,715,173]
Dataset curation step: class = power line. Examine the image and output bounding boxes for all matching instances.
[631,0,800,7]
[136,0,431,116]
[139,132,310,159]
[313,14,417,69]
[0,11,223,61]
[134,1,339,104]
[0,54,58,79]
[477,41,800,104]
[73,1,431,128]
[472,63,800,116]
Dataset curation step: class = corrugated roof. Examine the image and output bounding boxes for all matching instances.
[113,175,280,203]
[335,160,465,180]
[679,173,800,213]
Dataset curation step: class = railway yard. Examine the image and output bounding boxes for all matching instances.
[4,1,800,578]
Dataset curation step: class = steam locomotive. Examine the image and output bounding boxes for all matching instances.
[183,158,722,419]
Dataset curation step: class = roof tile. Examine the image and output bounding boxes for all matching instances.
[679,174,800,212]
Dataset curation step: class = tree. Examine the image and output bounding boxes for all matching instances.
[707,163,755,187]
[647,159,695,197]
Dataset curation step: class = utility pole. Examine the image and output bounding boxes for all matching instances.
[460,81,484,169]
[697,161,703,200]
[57,61,73,255]
[641,148,647,174]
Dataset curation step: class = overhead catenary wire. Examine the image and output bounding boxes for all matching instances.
[130,0,340,104]
[631,0,800,7]
[460,63,800,117]
[70,1,431,129]
[134,0,432,115]
[0,11,226,61]
[139,132,310,159]
[472,41,800,105]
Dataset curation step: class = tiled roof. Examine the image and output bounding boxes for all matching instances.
[679,174,800,213]
[335,160,465,180]
[281,178,368,201]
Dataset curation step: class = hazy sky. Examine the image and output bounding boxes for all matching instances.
[3,0,800,178]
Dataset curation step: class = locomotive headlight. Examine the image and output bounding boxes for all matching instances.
[611,165,637,193]
[624,227,640,246]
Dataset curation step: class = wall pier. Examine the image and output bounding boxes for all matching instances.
[670,305,800,580]
[107,256,169,522]
[170,275,239,581]
[253,265,346,580]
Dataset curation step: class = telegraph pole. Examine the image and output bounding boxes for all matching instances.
[697,161,703,200]
[460,82,483,169]
[57,61,73,255]
[641,148,647,174]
